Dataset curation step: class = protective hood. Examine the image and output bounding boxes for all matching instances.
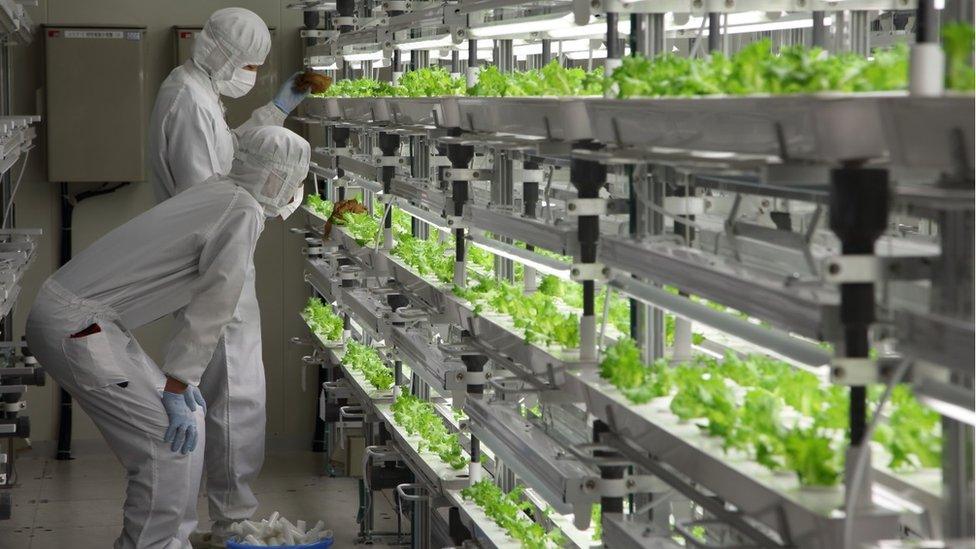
[231,126,311,219]
[193,8,271,89]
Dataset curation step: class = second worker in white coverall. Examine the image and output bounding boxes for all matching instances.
[26,126,312,549]
[146,7,311,545]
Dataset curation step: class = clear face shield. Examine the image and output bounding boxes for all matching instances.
[259,167,304,220]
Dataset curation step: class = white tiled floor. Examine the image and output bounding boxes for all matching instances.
[1,449,402,548]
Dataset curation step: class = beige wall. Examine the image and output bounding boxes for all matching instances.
[11,1,316,451]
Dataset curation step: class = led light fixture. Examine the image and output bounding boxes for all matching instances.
[395,34,454,51]
[470,13,575,39]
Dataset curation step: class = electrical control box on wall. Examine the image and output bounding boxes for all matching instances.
[173,26,278,129]
[45,26,147,182]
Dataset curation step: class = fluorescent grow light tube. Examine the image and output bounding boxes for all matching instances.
[467,232,572,280]
[343,50,386,62]
[565,49,608,60]
[395,34,453,51]
[470,13,575,39]
[546,18,630,40]
[513,38,593,57]
[669,12,832,36]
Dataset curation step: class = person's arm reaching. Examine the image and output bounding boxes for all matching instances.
[161,194,263,386]
[236,101,287,134]
[235,71,310,134]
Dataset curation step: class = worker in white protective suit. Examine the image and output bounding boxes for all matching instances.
[146,8,310,546]
[26,126,311,549]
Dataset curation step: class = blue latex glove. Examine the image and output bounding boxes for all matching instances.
[184,385,206,413]
[161,389,204,455]
[273,71,310,114]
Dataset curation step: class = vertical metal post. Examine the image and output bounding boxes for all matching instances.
[410,135,430,240]
[1,44,10,231]
[522,162,540,294]
[932,209,976,538]
[377,132,399,249]
[450,50,460,77]
[593,421,624,514]
[635,13,666,57]
[671,174,695,362]
[333,128,351,201]
[943,397,976,538]
[910,0,946,95]
[495,39,513,73]
[337,0,356,33]
[467,39,479,88]
[628,167,640,339]
[491,150,514,282]
[447,136,474,287]
[412,49,430,70]
[541,39,552,64]
[571,144,606,362]
[629,14,641,56]
[850,10,870,56]
[649,14,666,56]
[605,13,622,96]
[707,13,721,53]
[392,49,403,84]
[828,165,889,511]
[812,12,827,48]
[643,167,666,363]
[463,353,488,483]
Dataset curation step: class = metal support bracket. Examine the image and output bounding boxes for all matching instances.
[300,29,340,39]
[576,474,661,498]
[663,196,706,216]
[1,401,25,413]
[566,198,607,216]
[830,357,878,385]
[520,170,545,183]
[369,155,404,167]
[443,168,492,181]
[824,255,935,283]
[444,216,466,230]
[571,263,609,282]
[321,146,353,157]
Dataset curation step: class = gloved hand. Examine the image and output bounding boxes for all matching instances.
[183,384,206,412]
[161,389,203,455]
[273,71,310,114]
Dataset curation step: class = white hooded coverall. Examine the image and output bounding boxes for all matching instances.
[146,8,296,539]
[26,127,311,549]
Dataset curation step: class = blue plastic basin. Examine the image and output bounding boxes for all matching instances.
[226,537,333,549]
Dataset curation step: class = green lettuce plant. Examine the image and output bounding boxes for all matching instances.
[305,195,333,218]
[461,480,563,548]
[341,341,394,390]
[391,392,466,469]
[609,39,910,98]
[597,339,942,486]
[302,297,343,341]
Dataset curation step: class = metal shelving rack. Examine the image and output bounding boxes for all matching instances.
[289,0,974,547]
[0,1,45,523]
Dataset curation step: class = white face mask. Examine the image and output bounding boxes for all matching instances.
[216,67,257,98]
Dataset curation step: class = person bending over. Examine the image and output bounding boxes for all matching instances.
[26,126,310,549]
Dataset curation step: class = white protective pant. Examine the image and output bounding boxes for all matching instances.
[198,264,266,538]
[26,280,205,549]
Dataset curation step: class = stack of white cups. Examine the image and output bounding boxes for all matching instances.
[228,512,333,546]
